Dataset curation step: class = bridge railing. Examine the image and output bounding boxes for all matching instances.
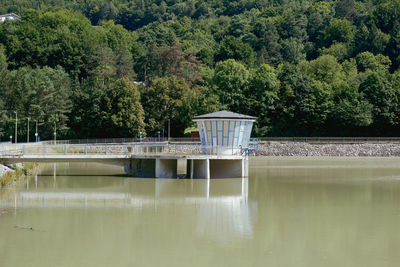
[0,143,244,156]
[39,137,201,145]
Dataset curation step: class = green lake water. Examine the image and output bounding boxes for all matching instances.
[1,157,400,267]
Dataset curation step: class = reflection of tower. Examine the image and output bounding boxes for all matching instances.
[195,178,257,243]
[1,168,257,242]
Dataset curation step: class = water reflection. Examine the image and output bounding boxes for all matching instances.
[0,163,257,242]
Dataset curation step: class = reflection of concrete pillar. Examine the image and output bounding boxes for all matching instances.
[206,159,210,179]
[190,159,194,179]
[242,177,248,202]
[243,156,249,177]
[53,163,56,188]
[206,176,210,199]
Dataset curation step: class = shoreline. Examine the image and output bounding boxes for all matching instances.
[254,141,400,157]
[0,162,38,190]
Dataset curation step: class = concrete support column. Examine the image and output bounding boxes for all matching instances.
[190,159,194,179]
[193,159,210,179]
[155,159,161,178]
[177,159,187,179]
[205,159,210,179]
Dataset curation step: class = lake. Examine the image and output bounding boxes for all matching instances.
[1,157,400,267]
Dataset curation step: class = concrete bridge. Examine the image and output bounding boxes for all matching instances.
[0,142,248,179]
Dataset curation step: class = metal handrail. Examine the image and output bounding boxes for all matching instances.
[0,143,245,157]
[39,137,201,145]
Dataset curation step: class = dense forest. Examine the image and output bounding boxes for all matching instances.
[1,0,400,140]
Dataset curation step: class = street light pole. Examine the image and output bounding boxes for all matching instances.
[35,121,38,143]
[27,117,29,143]
[54,120,56,145]
[14,111,17,144]
[168,119,170,141]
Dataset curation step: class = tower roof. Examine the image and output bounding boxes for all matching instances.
[193,110,257,120]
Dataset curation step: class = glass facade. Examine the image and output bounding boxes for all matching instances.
[196,119,254,148]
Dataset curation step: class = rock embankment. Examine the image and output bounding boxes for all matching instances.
[255,142,400,157]
[0,164,14,177]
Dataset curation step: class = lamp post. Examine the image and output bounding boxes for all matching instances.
[14,111,17,144]
[27,117,30,143]
[168,119,170,141]
[139,131,142,142]
[54,121,56,145]
[9,135,12,144]
[157,131,160,141]
[35,121,38,143]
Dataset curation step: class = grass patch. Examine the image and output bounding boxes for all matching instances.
[0,163,38,189]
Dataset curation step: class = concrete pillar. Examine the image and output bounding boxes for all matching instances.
[155,158,177,178]
[177,159,187,179]
[205,159,210,179]
[193,159,210,179]
[155,159,161,178]
[190,159,194,179]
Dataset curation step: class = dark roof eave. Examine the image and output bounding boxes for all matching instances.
[192,110,257,120]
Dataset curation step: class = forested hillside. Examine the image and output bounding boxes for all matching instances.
[1,0,400,140]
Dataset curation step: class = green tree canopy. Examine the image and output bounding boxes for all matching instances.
[101,78,145,137]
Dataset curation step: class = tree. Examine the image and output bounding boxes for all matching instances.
[1,66,72,140]
[280,38,306,64]
[0,9,101,79]
[335,0,357,22]
[320,19,356,48]
[359,72,397,127]
[215,36,255,66]
[68,78,105,138]
[355,52,391,73]
[253,18,281,65]
[355,23,390,55]
[101,78,145,137]
[386,21,400,70]
[213,59,249,112]
[89,46,116,87]
[0,44,7,77]
[246,64,279,135]
[142,76,196,136]
[330,84,373,130]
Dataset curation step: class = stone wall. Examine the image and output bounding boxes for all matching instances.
[254,142,400,157]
